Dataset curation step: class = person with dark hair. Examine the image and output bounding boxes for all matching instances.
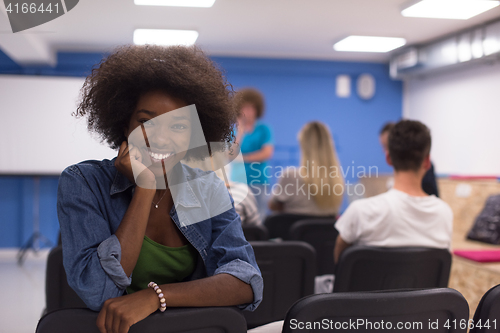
[334,120,452,263]
[379,121,440,197]
[57,45,262,333]
[231,88,274,219]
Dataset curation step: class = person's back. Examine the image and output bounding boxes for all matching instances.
[334,120,453,263]
[227,181,262,226]
[336,188,452,249]
[269,121,343,216]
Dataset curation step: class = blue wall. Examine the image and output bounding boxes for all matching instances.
[0,51,402,248]
[0,176,60,248]
[212,57,401,177]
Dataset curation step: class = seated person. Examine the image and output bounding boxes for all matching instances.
[334,120,452,263]
[269,121,343,216]
[186,149,262,226]
[57,45,262,333]
[228,181,262,226]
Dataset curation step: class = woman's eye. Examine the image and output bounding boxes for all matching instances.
[140,119,154,127]
[172,124,188,130]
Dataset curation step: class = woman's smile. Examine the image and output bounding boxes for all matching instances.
[147,150,175,163]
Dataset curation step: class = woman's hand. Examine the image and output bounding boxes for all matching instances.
[115,141,156,189]
[96,288,159,333]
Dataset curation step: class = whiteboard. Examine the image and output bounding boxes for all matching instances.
[0,75,116,175]
[404,63,500,176]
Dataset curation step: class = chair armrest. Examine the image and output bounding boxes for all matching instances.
[36,307,247,333]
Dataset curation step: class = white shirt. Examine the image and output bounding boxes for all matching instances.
[335,189,453,249]
[228,182,262,226]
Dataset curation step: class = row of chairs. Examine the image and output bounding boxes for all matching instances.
[243,214,338,275]
[42,240,452,330]
[43,241,316,328]
[244,214,338,242]
[37,285,500,333]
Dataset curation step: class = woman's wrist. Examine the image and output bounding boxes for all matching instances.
[148,282,167,312]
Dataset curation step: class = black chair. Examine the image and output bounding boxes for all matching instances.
[334,246,451,292]
[43,246,248,332]
[289,218,337,275]
[283,288,469,333]
[470,284,500,333]
[45,245,87,314]
[245,241,316,329]
[264,214,331,239]
[242,224,269,241]
[36,307,247,333]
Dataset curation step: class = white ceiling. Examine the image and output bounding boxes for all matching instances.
[2,0,500,65]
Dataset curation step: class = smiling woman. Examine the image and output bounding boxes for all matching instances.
[124,93,193,187]
[57,45,262,333]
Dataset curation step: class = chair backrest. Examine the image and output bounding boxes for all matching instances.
[45,245,87,313]
[283,288,469,333]
[245,241,316,328]
[264,214,331,239]
[289,218,338,275]
[334,246,451,292]
[470,284,500,333]
[36,307,247,333]
[242,224,269,241]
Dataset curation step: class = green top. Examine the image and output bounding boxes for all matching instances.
[126,236,198,294]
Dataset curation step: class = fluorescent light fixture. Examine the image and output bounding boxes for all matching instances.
[441,43,458,63]
[483,36,500,55]
[458,38,472,62]
[402,0,499,20]
[134,0,215,7]
[471,30,484,58]
[334,36,406,53]
[133,29,199,46]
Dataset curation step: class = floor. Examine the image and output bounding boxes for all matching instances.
[0,249,49,333]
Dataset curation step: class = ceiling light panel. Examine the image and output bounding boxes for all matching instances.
[334,36,407,53]
[133,29,199,46]
[402,0,500,20]
[134,0,215,7]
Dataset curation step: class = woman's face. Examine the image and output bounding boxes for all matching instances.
[240,103,257,123]
[126,91,192,178]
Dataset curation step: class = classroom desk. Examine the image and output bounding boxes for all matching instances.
[450,238,500,317]
[438,178,500,317]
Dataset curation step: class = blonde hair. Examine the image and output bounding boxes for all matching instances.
[298,121,343,212]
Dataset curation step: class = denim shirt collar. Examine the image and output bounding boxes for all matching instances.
[109,165,201,208]
[110,171,134,196]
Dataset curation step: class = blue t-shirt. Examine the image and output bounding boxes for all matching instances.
[231,121,274,185]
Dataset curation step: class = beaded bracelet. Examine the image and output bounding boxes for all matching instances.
[148,281,167,312]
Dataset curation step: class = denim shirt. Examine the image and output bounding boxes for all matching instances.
[57,158,263,312]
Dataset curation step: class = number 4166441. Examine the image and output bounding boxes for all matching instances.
[444,319,497,330]
[5,2,60,14]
